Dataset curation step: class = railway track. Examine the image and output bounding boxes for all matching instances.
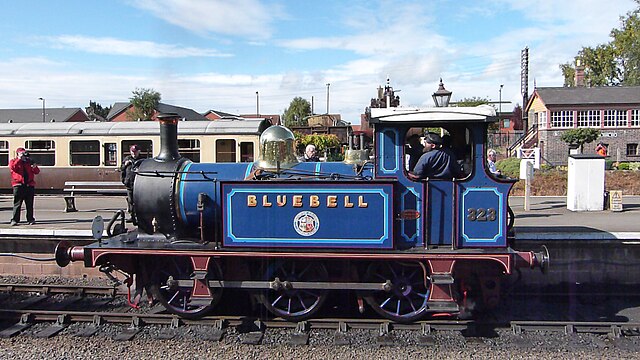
[1,283,639,344]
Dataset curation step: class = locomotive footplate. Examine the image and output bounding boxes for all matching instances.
[56,236,546,274]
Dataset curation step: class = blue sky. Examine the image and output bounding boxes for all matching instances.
[1,0,636,122]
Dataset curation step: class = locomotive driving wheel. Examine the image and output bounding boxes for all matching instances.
[149,256,223,319]
[259,260,329,321]
[363,261,430,323]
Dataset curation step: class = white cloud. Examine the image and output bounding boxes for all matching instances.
[130,0,282,39]
[47,35,233,58]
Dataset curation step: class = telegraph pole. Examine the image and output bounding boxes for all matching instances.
[326,83,330,114]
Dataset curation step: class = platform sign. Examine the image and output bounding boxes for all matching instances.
[221,182,394,249]
[610,190,623,212]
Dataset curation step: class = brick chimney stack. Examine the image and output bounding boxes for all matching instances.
[574,59,585,87]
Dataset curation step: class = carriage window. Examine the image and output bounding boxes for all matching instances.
[405,126,473,180]
[0,141,8,166]
[70,140,100,166]
[121,140,152,164]
[240,142,254,162]
[216,139,236,162]
[104,143,117,166]
[25,140,56,166]
[178,139,200,162]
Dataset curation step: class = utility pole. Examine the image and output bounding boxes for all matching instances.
[326,83,330,114]
[256,91,259,117]
[38,97,45,122]
[499,84,504,119]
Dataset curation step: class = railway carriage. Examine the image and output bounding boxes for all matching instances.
[55,102,547,323]
[0,118,262,191]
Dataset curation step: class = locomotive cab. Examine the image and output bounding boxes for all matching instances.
[369,105,516,249]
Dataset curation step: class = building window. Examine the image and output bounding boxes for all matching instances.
[537,111,547,129]
[216,139,236,162]
[121,140,152,164]
[104,143,117,166]
[628,143,639,157]
[577,110,601,128]
[70,140,100,166]
[0,141,8,166]
[632,109,640,127]
[25,140,55,166]
[550,110,573,128]
[603,109,627,127]
[178,139,200,162]
[240,142,254,162]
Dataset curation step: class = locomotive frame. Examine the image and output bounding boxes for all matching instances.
[56,105,547,323]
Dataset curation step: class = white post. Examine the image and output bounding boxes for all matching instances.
[520,160,534,211]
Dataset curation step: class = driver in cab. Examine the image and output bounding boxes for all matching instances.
[408,132,458,180]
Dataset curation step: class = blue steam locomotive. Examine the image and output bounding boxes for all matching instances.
[56,95,547,323]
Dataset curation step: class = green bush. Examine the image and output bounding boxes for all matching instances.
[539,163,553,172]
[630,162,640,171]
[617,162,630,170]
[605,159,615,170]
[496,157,521,178]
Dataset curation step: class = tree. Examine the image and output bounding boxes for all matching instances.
[86,100,111,121]
[611,2,640,85]
[127,88,161,121]
[561,2,640,86]
[455,97,490,107]
[282,97,311,127]
[560,128,601,153]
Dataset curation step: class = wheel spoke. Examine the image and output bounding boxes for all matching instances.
[296,294,309,310]
[298,263,312,278]
[271,294,284,307]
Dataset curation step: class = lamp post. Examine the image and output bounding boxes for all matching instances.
[326,83,330,114]
[499,84,504,120]
[432,79,452,107]
[256,91,259,118]
[38,97,45,122]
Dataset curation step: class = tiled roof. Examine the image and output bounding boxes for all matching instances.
[535,86,640,106]
[0,108,87,123]
[204,109,237,118]
[107,102,208,121]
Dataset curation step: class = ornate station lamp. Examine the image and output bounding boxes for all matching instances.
[432,78,452,107]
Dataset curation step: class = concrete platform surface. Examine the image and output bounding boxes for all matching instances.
[0,194,639,239]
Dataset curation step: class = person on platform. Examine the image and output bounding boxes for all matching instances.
[120,144,143,223]
[410,133,458,180]
[595,142,607,157]
[9,148,40,226]
[405,134,424,171]
[487,149,501,175]
[304,144,320,162]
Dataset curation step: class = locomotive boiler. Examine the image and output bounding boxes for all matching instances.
[56,104,548,323]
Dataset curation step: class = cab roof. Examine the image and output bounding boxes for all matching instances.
[368,105,497,124]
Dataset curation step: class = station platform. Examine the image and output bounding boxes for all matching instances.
[0,194,638,240]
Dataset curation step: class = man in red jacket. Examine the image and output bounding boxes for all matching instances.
[9,148,40,225]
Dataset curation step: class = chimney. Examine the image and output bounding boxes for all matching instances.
[155,112,181,161]
[574,59,585,87]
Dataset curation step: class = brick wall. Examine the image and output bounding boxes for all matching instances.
[539,128,640,165]
[0,253,102,277]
